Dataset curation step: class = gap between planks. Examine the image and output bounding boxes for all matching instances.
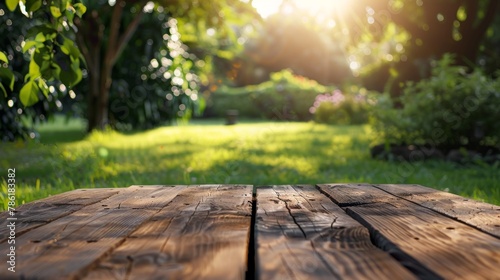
[318,183,500,280]
[255,185,416,280]
[81,185,252,280]
[2,184,499,280]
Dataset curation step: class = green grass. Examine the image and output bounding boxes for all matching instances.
[1,117,499,210]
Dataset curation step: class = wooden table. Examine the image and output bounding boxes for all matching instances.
[1,184,499,279]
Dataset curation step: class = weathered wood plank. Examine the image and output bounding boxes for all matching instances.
[374,184,500,238]
[317,183,397,207]
[318,184,500,279]
[256,185,415,280]
[0,185,183,279]
[83,185,252,280]
[0,188,119,242]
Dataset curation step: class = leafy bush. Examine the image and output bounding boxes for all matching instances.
[208,69,330,120]
[208,90,260,118]
[250,70,328,120]
[310,87,373,125]
[372,54,500,149]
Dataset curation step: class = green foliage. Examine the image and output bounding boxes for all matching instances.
[103,14,203,130]
[250,70,329,120]
[372,54,500,149]
[251,70,327,121]
[2,0,257,136]
[4,0,85,107]
[0,52,15,96]
[210,69,330,120]
[311,87,374,125]
[0,51,8,63]
[1,2,75,141]
[208,90,260,118]
[5,0,18,11]
[1,118,499,210]
[19,79,40,106]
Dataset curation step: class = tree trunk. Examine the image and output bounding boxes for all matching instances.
[86,66,111,132]
[76,1,145,132]
[86,76,98,132]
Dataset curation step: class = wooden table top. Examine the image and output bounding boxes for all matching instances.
[1,184,499,279]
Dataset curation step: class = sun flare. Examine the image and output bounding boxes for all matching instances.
[252,0,352,18]
[295,0,351,15]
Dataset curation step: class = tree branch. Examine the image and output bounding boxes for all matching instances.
[111,4,146,65]
[73,18,92,71]
[105,0,125,67]
[74,12,103,94]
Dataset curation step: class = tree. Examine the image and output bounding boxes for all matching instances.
[74,0,257,132]
[2,0,258,136]
[344,0,500,93]
[102,11,203,129]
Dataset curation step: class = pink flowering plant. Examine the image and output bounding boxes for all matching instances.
[310,88,372,125]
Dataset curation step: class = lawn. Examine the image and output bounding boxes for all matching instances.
[1,117,499,210]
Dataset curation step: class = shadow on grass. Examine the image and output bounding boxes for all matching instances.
[38,129,87,144]
[34,115,87,144]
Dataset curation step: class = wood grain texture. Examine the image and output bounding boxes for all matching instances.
[374,184,500,238]
[256,185,415,280]
[0,186,183,279]
[83,185,252,280]
[0,188,119,242]
[319,184,500,279]
[317,183,397,207]
[3,184,500,279]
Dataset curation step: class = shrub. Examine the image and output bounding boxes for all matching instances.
[311,88,373,125]
[207,89,260,118]
[371,54,500,149]
[250,69,329,121]
[208,69,330,120]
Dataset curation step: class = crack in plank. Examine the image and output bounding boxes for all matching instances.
[275,190,306,239]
